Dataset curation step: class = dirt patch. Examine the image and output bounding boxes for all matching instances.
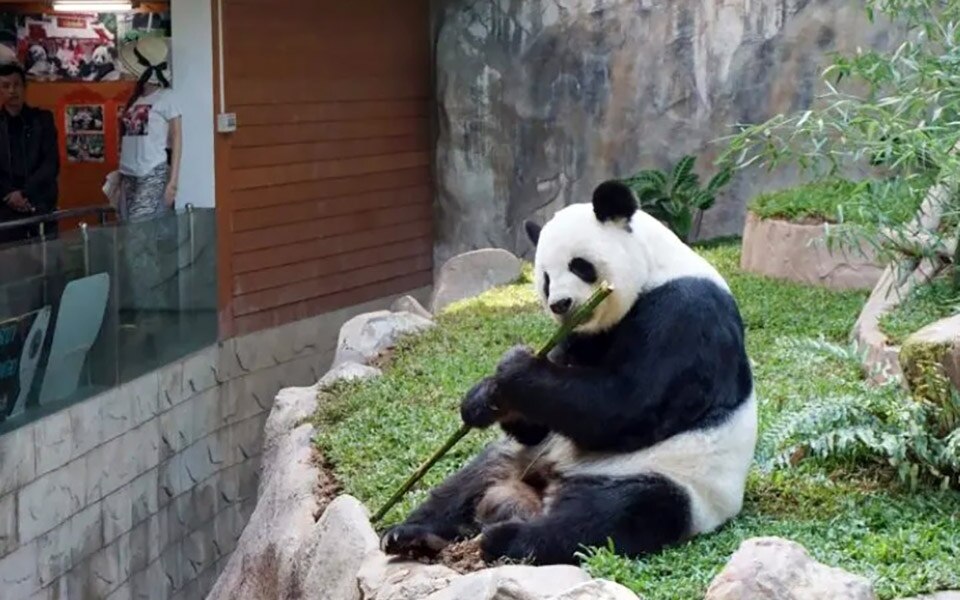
[437,538,488,574]
[311,450,342,521]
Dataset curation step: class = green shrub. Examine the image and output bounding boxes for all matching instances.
[749,178,928,226]
[622,155,732,243]
[760,339,960,491]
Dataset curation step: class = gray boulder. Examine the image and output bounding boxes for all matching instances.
[357,550,460,600]
[430,249,523,314]
[705,537,876,600]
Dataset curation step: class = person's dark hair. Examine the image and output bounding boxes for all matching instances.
[0,62,27,85]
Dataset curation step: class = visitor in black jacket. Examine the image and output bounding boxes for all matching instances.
[0,62,59,246]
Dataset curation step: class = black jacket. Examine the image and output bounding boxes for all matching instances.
[0,105,60,243]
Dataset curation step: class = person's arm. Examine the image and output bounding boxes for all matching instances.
[23,111,59,213]
[165,115,182,207]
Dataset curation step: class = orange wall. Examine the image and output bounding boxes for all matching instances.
[25,82,134,231]
[28,83,134,202]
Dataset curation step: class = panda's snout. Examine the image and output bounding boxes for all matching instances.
[550,298,572,316]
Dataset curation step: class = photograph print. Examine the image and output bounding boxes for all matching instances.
[66,104,105,134]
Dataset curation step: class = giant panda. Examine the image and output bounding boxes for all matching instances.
[381,180,758,566]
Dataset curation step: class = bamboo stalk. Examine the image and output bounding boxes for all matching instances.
[370,281,614,524]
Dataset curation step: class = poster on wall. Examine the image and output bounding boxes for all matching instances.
[65,103,105,163]
[15,11,171,83]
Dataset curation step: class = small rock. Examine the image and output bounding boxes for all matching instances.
[705,537,876,600]
[391,295,433,320]
[425,565,592,600]
[298,495,379,600]
[333,310,434,368]
[358,549,460,600]
[551,579,640,600]
[318,361,382,390]
[430,249,522,314]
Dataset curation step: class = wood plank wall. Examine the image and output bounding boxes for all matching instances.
[215,0,434,337]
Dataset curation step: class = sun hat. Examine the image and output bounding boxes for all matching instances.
[119,36,170,86]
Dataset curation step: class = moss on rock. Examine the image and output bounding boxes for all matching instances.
[899,339,953,408]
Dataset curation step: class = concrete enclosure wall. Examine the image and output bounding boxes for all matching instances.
[0,287,430,600]
[432,0,897,264]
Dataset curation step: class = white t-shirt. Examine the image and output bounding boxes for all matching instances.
[119,88,181,177]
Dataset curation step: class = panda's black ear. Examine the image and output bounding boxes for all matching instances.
[592,180,637,224]
[524,220,542,247]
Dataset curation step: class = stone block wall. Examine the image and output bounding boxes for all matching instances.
[0,286,430,600]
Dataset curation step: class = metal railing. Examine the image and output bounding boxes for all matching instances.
[0,204,116,233]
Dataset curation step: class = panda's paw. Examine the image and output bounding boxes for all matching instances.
[380,524,449,559]
[495,345,538,381]
[460,377,501,429]
[480,521,534,563]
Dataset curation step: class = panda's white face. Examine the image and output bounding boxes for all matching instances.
[526,180,726,333]
[530,202,647,334]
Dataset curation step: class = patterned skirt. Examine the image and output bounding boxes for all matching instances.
[117,162,179,313]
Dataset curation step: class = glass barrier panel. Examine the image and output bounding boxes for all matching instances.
[0,207,217,435]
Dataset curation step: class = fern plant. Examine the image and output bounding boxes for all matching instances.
[761,339,960,491]
[622,155,733,243]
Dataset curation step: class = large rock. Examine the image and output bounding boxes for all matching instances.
[705,537,876,600]
[297,496,379,600]
[552,580,640,600]
[332,310,435,368]
[741,213,883,291]
[900,314,960,404]
[358,550,461,600]
[206,425,323,600]
[429,249,523,314]
[424,565,592,600]
[433,0,897,264]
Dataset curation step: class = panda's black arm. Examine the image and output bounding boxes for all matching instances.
[495,361,655,452]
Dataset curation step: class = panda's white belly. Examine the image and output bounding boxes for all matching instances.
[539,393,758,535]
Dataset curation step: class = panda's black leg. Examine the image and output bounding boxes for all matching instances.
[380,441,519,559]
[480,474,692,565]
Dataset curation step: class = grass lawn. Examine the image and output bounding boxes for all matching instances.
[879,272,960,345]
[312,241,960,600]
[749,178,928,226]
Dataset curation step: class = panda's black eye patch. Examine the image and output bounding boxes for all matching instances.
[569,258,598,284]
[543,272,551,298]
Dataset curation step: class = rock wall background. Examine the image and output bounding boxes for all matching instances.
[432,0,896,263]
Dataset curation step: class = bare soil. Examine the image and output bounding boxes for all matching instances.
[437,538,488,574]
[311,451,342,521]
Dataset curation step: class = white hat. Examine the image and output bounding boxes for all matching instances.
[119,36,170,85]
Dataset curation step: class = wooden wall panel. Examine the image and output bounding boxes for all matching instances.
[216,0,433,337]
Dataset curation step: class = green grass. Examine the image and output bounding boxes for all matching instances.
[312,242,960,600]
[879,273,960,345]
[749,178,928,226]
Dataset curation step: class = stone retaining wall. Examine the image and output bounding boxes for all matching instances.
[0,287,430,600]
[741,212,883,291]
